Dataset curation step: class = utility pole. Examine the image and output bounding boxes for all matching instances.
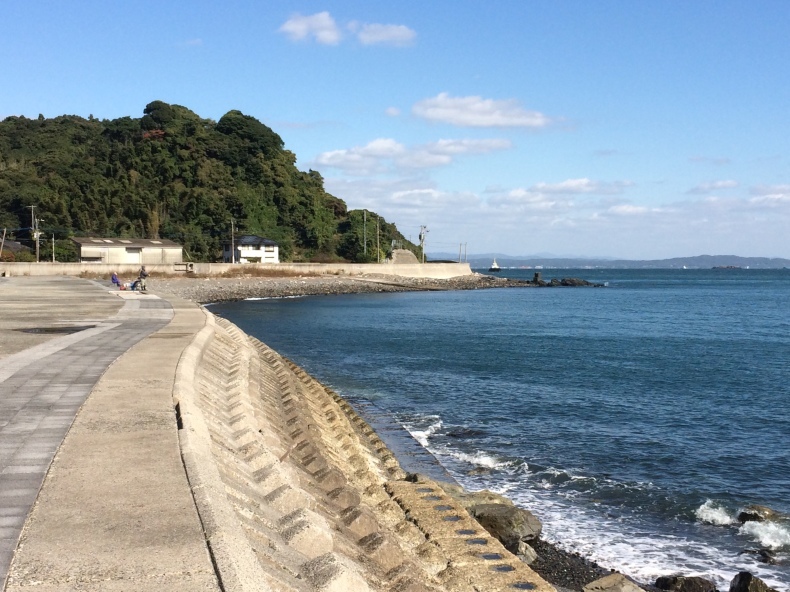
[464,242,468,262]
[376,215,380,263]
[419,225,428,264]
[52,233,55,262]
[458,243,462,263]
[363,210,367,257]
[0,228,6,260]
[230,218,235,264]
[28,205,40,262]
[35,217,41,263]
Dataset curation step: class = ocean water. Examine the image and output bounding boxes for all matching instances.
[211,269,790,590]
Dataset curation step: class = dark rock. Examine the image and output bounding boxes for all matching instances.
[737,505,778,523]
[739,548,777,564]
[655,575,717,592]
[729,571,778,592]
[469,502,542,551]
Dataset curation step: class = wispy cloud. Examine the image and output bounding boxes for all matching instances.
[177,38,203,48]
[279,12,415,47]
[385,107,401,117]
[348,22,416,46]
[279,12,342,45]
[412,93,554,128]
[689,155,732,166]
[314,137,512,175]
[687,179,739,194]
[530,178,633,195]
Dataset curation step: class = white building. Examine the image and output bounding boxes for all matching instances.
[223,235,279,264]
[72,237,183,264]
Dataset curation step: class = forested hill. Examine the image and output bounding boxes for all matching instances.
[0,101,415,262]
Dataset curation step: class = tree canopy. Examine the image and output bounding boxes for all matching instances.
[0,101,417,262]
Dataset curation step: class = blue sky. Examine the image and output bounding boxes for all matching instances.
[3,1,789,259]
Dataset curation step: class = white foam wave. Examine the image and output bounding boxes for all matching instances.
[740,521,790,550]
[406,416,442,447]
[696,500,736,526]
[450,474,790,591]
[244,295,305,301]
[445,449,508,469]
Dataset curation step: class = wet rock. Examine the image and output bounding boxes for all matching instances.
[655,575,717,592]
[739,548,777,564]
[583,573,644,592]
[468,502,543,550]
[729,571,778,592]
[737,505,778,523]
[439,484,515,509]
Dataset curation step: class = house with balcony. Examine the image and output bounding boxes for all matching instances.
[222,235,279,264]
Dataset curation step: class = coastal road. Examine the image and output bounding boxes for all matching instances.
[0,277,214,589]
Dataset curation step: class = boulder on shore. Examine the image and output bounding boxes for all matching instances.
[729,571,778,592]
[469,502,543,551]
[655,575,717,592]
[582,573,644,592]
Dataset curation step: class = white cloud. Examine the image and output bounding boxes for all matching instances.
[687,179,738,194]
[314,137,511,175]
[314,138,405,175]
[280,14,415,47]
[529,178,633,195]
[749,185,790,207]
[279,12,341,45]
[607,204,650,215]
[385,107,401,117]
[751,184,790,196]
[412,93,553,128]
[321,174,790,259]
[350,22,416,46]
[426,138,512,155]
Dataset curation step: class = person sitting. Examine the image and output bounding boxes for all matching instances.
[111,272,122,289]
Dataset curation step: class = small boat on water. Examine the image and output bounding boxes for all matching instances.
[489,259,501,272]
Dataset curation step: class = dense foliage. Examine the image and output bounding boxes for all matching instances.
[0,101,416,262]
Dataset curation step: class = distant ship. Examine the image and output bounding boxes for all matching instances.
[489,259,501,272]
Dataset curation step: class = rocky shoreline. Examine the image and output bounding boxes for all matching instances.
[148,272,777,592]
[148,270,600,304]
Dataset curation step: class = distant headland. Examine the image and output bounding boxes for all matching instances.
[446,254,790,270]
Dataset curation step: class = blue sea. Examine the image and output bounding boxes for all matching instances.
[211,269,790,590]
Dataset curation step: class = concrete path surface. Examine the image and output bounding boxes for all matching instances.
[0,277,217,591]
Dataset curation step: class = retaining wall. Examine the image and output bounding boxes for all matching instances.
[0,261,472,280]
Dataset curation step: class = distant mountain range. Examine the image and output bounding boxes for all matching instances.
[429,253,790,269]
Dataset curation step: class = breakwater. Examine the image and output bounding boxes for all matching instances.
[174,307,555,591]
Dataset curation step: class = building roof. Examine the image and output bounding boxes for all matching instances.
[0,239,32,253]
[223,235,278,247]
[71,237,182,249]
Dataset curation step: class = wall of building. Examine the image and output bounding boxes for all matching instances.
[0,261,472,279]
[78,246,182,265]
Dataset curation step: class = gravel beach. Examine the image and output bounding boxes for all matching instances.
[150,271,532,303]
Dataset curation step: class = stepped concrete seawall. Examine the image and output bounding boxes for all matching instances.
[1,277,553,591]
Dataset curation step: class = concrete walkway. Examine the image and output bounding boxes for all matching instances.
[0,277,217,591]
